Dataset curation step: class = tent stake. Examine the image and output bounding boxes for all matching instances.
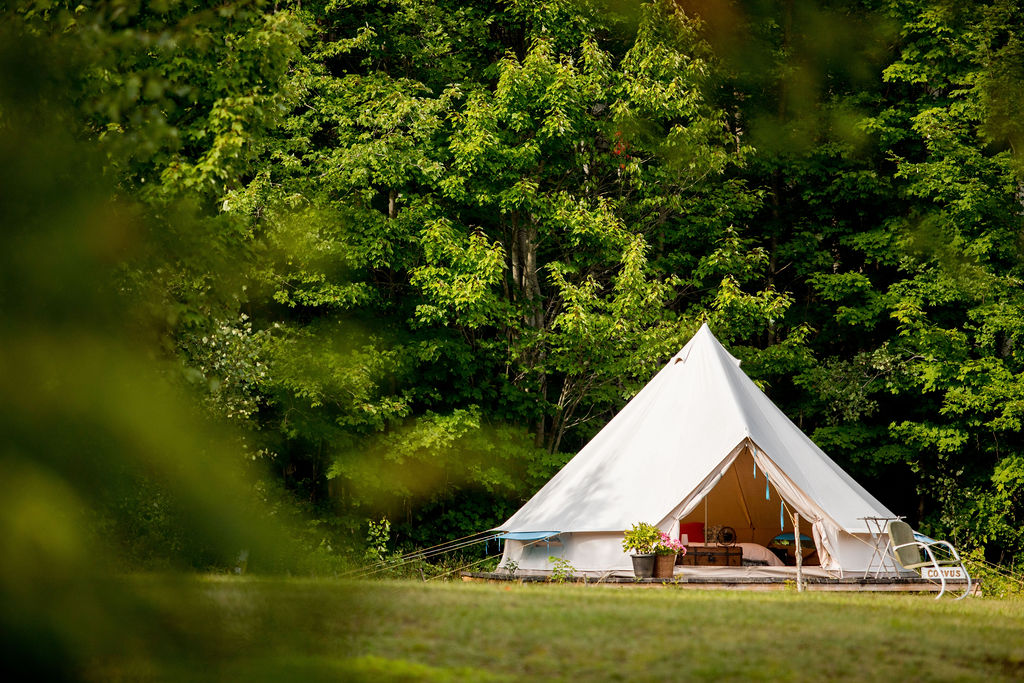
[793,511,804,593]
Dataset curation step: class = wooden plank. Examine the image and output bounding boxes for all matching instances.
[458,571,980,595]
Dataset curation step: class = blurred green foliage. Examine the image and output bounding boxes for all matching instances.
[4,4,1024,676]
[0,2,310,677]
[963,548,1024,599]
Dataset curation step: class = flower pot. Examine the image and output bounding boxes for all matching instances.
[654,553,677,578]
[631,553,655,578]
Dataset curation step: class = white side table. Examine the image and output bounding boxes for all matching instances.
[858,516,905,578]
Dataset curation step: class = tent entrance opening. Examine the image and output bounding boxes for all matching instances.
[676,448,820,567]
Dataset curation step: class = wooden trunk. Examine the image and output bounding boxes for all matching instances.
[678,546,742,567]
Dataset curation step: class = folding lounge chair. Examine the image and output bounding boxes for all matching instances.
[886,520,971,599]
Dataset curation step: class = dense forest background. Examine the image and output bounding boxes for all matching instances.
[6,0,1024,570]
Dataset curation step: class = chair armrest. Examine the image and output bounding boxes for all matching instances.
[920,539,961,562]
[891,540,942,569]
[892,541,926,552]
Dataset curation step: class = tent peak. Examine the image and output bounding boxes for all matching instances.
[672,323,723,364]
[692,322,715,341]
[683,323,742,368]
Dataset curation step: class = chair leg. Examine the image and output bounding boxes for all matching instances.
[956,567,972,600]
[935,571,946,600]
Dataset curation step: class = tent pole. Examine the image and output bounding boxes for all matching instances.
[793,511,803,593]
[732,465,753,533]
[703,496,708,543]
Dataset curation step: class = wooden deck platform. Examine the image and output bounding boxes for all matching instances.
[461,570,980,595]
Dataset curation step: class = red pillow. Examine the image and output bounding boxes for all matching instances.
[678,522,705,544]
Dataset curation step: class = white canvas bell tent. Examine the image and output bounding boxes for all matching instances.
[495,324,896,576]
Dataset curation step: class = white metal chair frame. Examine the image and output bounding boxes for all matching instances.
[887,521,972,600]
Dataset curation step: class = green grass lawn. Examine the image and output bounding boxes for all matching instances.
[93,576,1024,682]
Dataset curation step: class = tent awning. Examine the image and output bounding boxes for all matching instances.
[498,531,561,541]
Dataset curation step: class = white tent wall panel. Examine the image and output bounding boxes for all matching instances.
[500,532,637,573]
[830,533,889,574]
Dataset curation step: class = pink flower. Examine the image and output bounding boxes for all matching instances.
[655,533,687,555]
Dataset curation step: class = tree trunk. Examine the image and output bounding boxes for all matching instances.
[507,215,549,447]
[509,213,522,301]
[518,222,543,329]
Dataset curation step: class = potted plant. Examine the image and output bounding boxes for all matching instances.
[654,532,687,578]
[622,522,661,578]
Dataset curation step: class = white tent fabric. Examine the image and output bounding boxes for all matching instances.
[496,324,897,574]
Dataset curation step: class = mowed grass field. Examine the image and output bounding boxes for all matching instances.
[97,577,1024,682]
